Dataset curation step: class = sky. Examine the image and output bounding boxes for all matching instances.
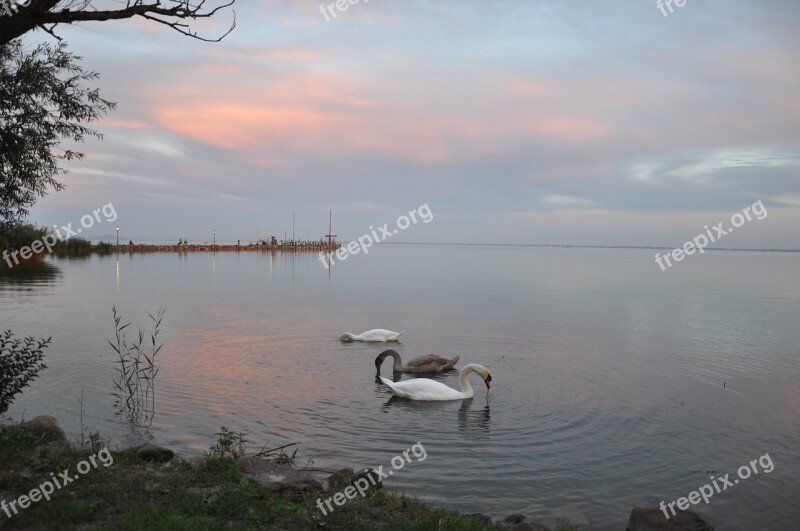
[22,0,800,248]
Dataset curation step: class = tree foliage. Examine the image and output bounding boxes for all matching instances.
[0,2,235,226]
[0,330,50,415]
[0,1,236,45]
[0,39,115,228]
[0,222,46,251]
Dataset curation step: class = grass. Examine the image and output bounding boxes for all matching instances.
[108,307,164,426]
[48,238,115,257]
[0,428,503,530]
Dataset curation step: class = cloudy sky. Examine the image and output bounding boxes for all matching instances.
[25,0,800,248]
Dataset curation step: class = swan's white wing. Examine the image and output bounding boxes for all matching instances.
[381,377,465,401]
[359,329,401,341]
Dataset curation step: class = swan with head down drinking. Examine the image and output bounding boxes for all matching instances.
[380,364,492,401]
[339,329,405,342]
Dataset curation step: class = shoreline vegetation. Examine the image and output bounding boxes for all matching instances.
[0,416,571,531]
[0,416,717,530]
[0,223,343,267]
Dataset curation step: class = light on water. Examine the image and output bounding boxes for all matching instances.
[1,245,799,529]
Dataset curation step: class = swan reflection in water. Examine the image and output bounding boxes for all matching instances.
[378,394,492,439]
[374,363,493,438]
[458,399,491,439]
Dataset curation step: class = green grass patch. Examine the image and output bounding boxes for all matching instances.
[0,429,502,530]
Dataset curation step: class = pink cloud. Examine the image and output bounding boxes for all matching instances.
[527,115,608,142]
[100,118,152,129]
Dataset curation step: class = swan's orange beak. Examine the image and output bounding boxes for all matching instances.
[485,374,492,389]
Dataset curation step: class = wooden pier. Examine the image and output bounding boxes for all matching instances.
[114,243,342,253]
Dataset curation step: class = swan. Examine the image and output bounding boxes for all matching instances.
[375,349,460,374]
[340,329,405,342]
[380,364,492,401]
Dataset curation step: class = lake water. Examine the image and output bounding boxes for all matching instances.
[1,245,798,529]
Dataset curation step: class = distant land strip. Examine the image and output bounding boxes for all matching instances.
[110,243,341,253]
[382,242,800,253]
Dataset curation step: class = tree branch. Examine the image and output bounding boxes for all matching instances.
[0,1,236,45]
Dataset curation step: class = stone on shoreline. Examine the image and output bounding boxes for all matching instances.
[498,513,553,530]
[351,467,384,492]
[325,467,384,494]
[504,513,528,525]
[464,513,493,525]
[626,506,714,530]
[137,443,175,463]
[2,415,68,444]
[510,522,552,531]
[239,457,324,493]
[327,467,354,490]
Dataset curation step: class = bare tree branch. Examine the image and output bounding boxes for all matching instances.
[0,1,236,45]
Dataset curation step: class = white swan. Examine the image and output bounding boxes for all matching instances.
[380,364,492,401]
[340,329,405,343]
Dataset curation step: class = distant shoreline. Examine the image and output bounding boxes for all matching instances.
[380,241,800,253]
[109,243,342,253]
[52,240,799,255]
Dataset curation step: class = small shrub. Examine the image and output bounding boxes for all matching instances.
[206,426,307,468]
[207,426,249,459]
[0,330,50,414]
[52,237,93,256]
[94,241,114,254]
[255,442,301,467]
[0,223,48,253]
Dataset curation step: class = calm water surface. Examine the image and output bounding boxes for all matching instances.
[1,245,798,529]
